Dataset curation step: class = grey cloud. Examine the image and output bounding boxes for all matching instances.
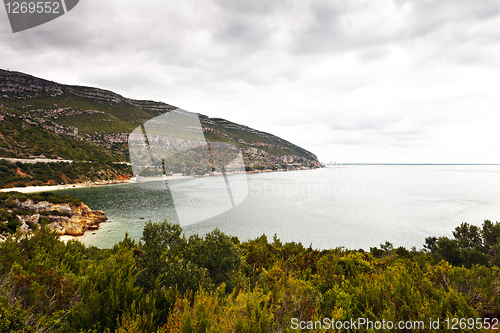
[328,132,423,147]
[322,113,404,132]
[288,0,500,67]
[401,0,500,39]
[4,0,500,75]
[214,0,289,15]
[318,111,432,150]
[1,0,192,65]
[210,0,293,52]
[212,18,272,49]
[327,120,386,132]
[356,46,390,63]
[330,124,426,143]
[83,71,165,96]
[290,0,351,55]
[332,139,373,146]
[2,0,500,164]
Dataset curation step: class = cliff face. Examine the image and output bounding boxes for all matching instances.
[0,69,322,170]
[14,199,107,236]
[240,147,322,169]
[200,116,322,170]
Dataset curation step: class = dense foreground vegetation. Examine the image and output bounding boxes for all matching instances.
[1,218,500,332]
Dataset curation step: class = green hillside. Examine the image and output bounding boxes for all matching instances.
[0,158,131,188]
[0,68,321,183]
[0,111,119,162]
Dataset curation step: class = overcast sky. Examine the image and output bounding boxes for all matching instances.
[2,0,500,163]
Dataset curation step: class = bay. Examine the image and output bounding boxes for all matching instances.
[56,165,500,250]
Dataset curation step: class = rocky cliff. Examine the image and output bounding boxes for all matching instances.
[13,199,107,236]
[0,68,322,170]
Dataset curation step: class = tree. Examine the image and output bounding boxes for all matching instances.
[452,222,488,267]
[427,222,490,267]
[137,220,186,290]
[184,229,243,288]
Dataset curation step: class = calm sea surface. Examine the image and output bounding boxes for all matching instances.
[56,165,500,250]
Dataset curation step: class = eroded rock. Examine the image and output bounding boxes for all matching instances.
[14,200,107,236]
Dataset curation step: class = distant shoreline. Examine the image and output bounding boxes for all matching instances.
[0,167,324,193]
[325,163,500,166]
[2,164,497,193]
[0,179,134,193]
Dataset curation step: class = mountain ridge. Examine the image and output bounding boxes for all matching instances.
[0,68,321,172]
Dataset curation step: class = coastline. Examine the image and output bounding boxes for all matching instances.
[1,167,323,194]
[0,179,134,193]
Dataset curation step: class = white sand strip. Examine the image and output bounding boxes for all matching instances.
[0,181,133,193]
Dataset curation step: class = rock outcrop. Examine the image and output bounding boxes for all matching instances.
[13,199,107,236]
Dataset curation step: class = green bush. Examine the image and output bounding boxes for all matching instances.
[0,219,499,332]
[0,295,32,333]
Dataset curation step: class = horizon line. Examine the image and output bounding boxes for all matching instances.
[323,163,500,166]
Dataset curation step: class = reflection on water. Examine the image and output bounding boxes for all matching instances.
[57,166,500,250]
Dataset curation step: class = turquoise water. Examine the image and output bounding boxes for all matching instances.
[57,165,500,250]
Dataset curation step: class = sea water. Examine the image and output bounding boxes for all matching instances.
[56,165,500,250]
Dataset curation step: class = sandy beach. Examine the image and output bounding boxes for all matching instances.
[0,174,199,193]
[0,180,134,193]
[0,169,322,194]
